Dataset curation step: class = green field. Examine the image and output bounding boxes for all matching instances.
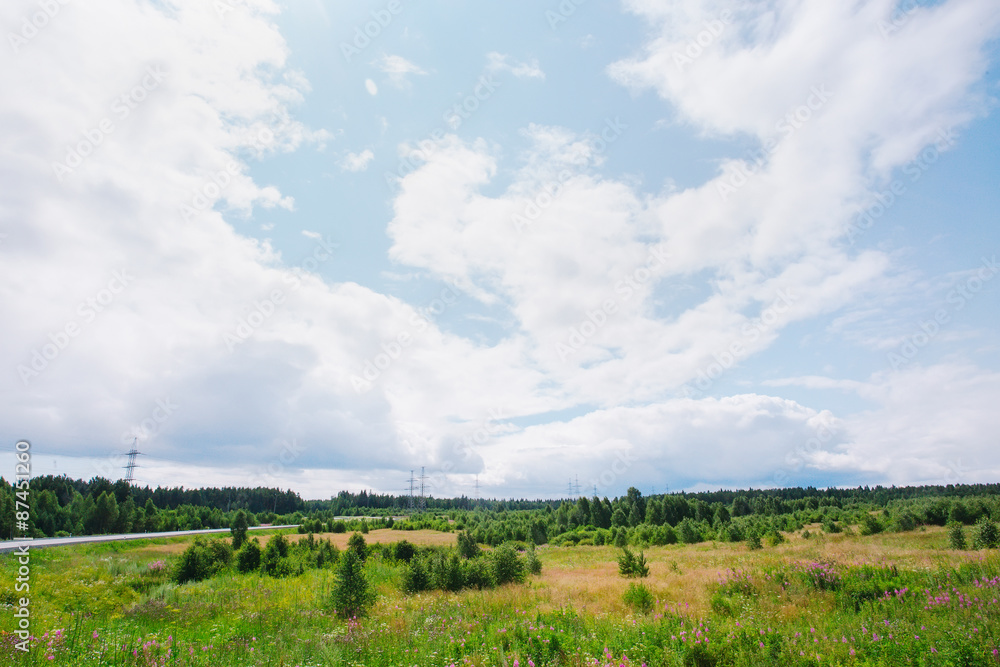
[2,525,999,666]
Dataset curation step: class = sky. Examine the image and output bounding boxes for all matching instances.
[2,0,1000,501]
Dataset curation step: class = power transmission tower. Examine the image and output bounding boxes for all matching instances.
[575,475,581,497]
[406,470,416,511]
[418,466,427,510]
[123,439,142,484]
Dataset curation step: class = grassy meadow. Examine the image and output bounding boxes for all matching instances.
[2,525,999,666]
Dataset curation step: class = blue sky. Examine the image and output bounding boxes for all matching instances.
[2,0,1000,500]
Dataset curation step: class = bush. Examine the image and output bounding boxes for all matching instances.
[462,557,495,589]
[764,529,785,547]
[490,543,526,585]
[393,540,416,563]
[617,547,649,578]
[236,538,262,573]
[746,533,762,550]
[622,582,655,614]
[230,510,249,550]
[348,532,368,562]
[261,534,293,577]
[949,522,967,550]
[525,544,542,575]
[332,549,375,618]
[972,516,999,549]
[402,557,430,594]
[859,513,883,536]
[331,521,346,533]
[174,540,211,584]
[457,531,480,559]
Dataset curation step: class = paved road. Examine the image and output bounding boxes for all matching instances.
[0,525,298,553]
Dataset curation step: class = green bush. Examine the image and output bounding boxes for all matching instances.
[348,532,368,562]
[332,549,375,618]
[948,522,967,550]
[230,510,249,550]
[617,547,649,578]
[331,521,347,533]
[462,557,495,589]
[525,544,542,575]
[261,534,293,577]
[837,564,909,611]
[859,513,883,536]
[174,537,231,584]
[972,516,999,549]
[490,543,526,585]
[457,531,480,559]
[236,538,261,573]
[746,533,762,550]
[622,582,654,614]
[402,557,430,594]
[393,539,416,563]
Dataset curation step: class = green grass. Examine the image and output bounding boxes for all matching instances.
[2,531,1000,666]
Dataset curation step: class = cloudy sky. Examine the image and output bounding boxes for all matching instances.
[2,0,1000,500]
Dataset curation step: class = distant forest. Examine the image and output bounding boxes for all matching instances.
[3,474,1000,544]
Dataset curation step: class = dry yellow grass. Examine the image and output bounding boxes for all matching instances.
[531,526,962,619]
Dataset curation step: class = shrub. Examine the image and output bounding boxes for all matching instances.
[746,533,762,550]
[859,513,883,536]
[402,557,430,594]
[764,528,785,547]
[174,540,211,584]
[949,522,967,550]
[393,540,416,563]
[230,510,249,550]
[173,537,232,583]
[525,544,542,575]
[457,531,480,559]
[837,564,909,611]
[332,549,375,618]
[618,547,649,578]
[261,534,293,577]
[972,516,999,549]
[613,529,629,548]
[462,557,495,589]
[331,521,347,533]
[622,582,655,614]
[893,510,918,532]
[236,538,261,573]
[348,532,368,562]
[491,543,526,585]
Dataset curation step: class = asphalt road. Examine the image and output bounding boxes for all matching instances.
[0,524,298,553]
